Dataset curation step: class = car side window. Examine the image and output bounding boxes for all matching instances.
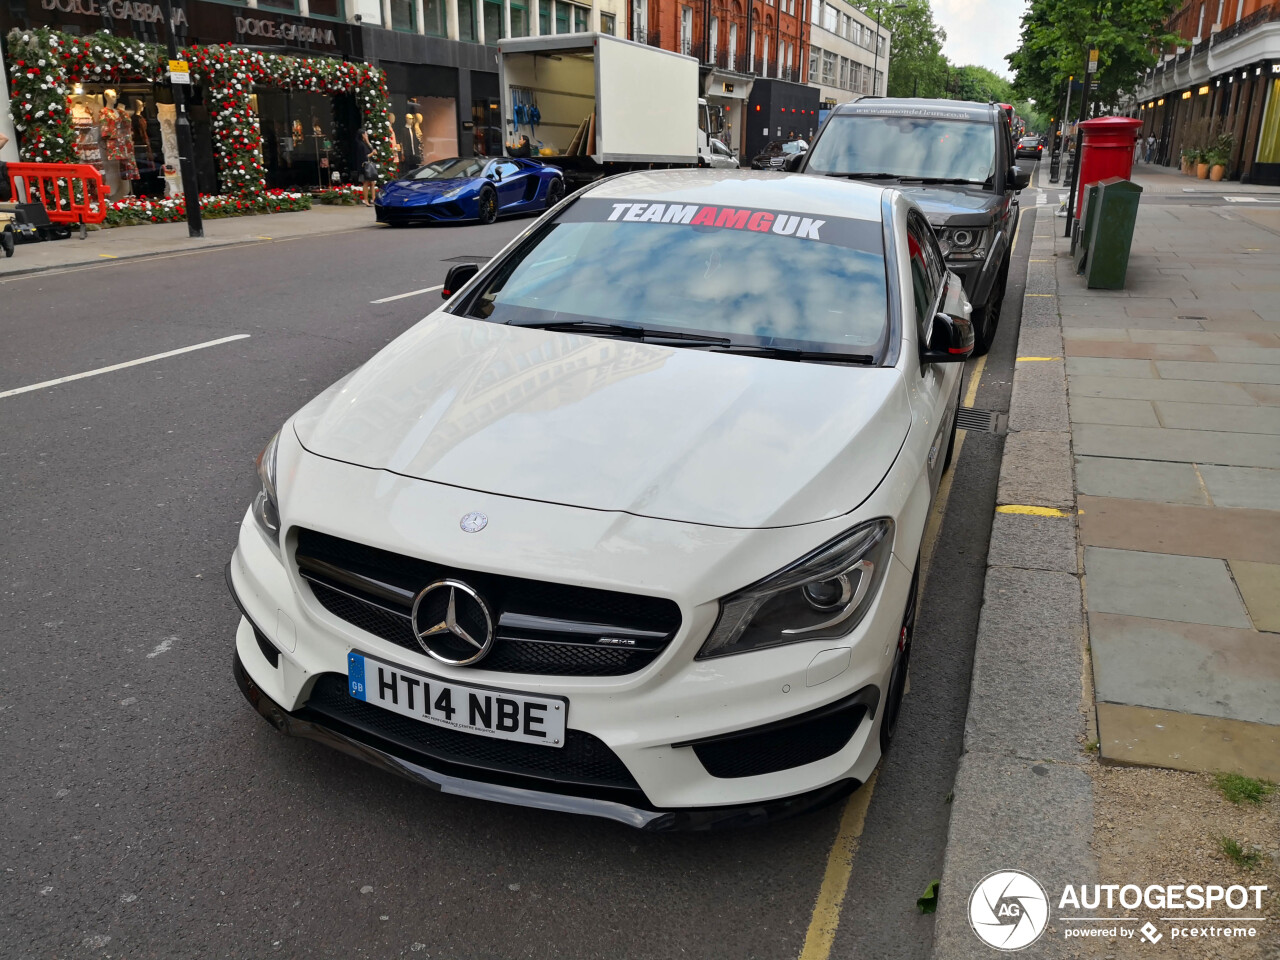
[496,161,521,179]
[906,214,939,339]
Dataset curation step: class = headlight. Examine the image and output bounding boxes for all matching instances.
[439,184,468,200]
[252,431,281,546]
[942,227,989,261]
[697,518,894,659]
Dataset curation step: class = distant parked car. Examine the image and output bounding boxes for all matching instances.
[1016,136,1044,160]
[704,138,740,169]
[750,138,808,170]
[375,156,565,226]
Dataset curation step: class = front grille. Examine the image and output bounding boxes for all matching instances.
[295,529,682,677]
[689,693,872,779]
[301,673,641,794]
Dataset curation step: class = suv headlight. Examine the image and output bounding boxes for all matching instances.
[252,431,281,546]
[697,518,894,659]
[940,227,989,261]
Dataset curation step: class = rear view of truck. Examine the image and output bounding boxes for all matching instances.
[498,33,712,188]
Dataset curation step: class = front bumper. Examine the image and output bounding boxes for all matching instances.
[232,646,861,831]
[375,198,470,223]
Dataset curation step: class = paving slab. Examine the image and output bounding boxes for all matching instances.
[1063,340,1215,361]
[1244,383,1280,405]
[1199,464,1280,510]
[1089,612,1280,725]
[997,431,1074,509]
[1211,345,1280,365]
[1067,375,1257,404]
[1071,422,1280,468]
[1096,702,1280,780]
[1155,359,1280,384]
[1073,456,1208,505]
[1060,327,1130,342]
[1229,560,1280,633]
[930,757,1095,960]
[1083,546,1252,628]
[1154,400,1280,435]
[1059,314,1206,331]
[1068,396,1158,426]
[1064,357,1156,379]
[1127,329,1280,347]
[1078,495,1280,564]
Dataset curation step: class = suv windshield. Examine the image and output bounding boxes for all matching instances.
[407,158,486,181]
[458,197,889,357]
[806,115,996,184]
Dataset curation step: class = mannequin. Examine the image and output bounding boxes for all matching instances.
[402,110,419,166]
[412,112,425,161]
[386,113,401,169]
[99,90,127,197]
[156,103,181,197]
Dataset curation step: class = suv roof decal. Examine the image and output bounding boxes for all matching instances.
[835,106,983,121]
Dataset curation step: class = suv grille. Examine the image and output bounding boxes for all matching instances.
[295,529,681,677]
[301,673,641,794]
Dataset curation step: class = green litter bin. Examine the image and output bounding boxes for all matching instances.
[1082,177,1143,289]
[1072,181,1103,271]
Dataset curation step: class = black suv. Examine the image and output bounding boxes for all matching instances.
[795,99,1028,352]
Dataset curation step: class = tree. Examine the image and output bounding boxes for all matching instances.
[948,64,1014,103]
[1007,0,1180,115]
[878,0,950,99]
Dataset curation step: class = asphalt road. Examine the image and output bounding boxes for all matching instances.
[0,188,1032,959]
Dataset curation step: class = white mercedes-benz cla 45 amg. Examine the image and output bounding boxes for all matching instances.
[227,169,973,830]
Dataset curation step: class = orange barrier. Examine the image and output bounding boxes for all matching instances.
[6,162,109,227]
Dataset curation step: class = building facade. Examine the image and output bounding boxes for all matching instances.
[806,0,887,109]
[1130,0,1280,183]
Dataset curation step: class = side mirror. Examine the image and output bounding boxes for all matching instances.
[782,152,806,172]
[1009,165,1030,191]
[442,262,480,299]
[920,312,974,364]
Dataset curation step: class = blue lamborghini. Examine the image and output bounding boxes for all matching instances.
[374,157,566,226]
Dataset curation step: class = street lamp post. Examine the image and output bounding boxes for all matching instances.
[159,0,203,238]
[870,2,905,97]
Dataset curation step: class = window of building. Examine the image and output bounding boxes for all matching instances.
[709,16,718,60]
[631,0,647,41]
[422,0,447,35]
[874,68,883,95]
[822,4,837,33]
[809,45,819,80]
[540,1,550,35]
[555,1,570,33]
[839,56,848,87]
[483,0,503,42]
[762,32,769,74]
[390,0,415,31]
[729,21,738,68]
[308,0,343,18]
[681,6,693,54]
[749,29,756,66]
[811,0,821,24]
[601,11,616,33]
[511,0,529,35]
[574,4,588,31]
[458,0,477,41]
[876,34,884,56]
[822,49,835,84]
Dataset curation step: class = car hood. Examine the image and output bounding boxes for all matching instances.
[292,315,911,529]
[383,178,475,195]
[895,184,1001,229]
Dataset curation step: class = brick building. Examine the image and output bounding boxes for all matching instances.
[1130,0,1280,183]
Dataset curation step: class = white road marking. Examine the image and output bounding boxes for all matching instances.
[0,335,251,400]
[1224,196,1280,203]
[370,284,444,303]
[146,637,175,659]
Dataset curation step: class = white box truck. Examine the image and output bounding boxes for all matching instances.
[497,33,725,187]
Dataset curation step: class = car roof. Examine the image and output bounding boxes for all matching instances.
[577,169,886,222]
[830,98,997,122]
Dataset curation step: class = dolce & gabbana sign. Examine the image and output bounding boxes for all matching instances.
[234,15,335,46]
[40,0,187,25]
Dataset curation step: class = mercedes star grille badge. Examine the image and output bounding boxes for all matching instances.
[460,511,488,533]
[410,579,496,666]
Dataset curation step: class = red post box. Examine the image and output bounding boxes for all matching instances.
[1075,117,1143,220]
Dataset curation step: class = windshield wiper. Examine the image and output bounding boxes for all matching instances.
[897,176,988,186]
[707,344,876,364]
[507,319,732,346]
[823,172,901,180]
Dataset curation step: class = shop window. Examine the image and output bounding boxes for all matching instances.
[601,12,615,34]
[424,0,448,35]
[484,0,504,42]
[309,0,343,17]
[1257,79,1280,164]
[390,0,415,31]
[405,95,459,164]
[511,1,530,36]
[458,0,478,41]
[472,98,501,157]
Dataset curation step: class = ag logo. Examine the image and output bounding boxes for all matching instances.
[968,870,1050,951]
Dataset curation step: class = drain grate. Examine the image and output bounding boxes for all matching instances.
[956,408,1006,434]
[443,255,491,264]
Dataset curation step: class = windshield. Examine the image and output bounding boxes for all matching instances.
[806,115,996,184]
[406,158,486,181]
[458,197,888,357]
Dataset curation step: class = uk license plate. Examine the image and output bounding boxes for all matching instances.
[347,652,567,748]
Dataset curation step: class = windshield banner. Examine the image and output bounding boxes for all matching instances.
[558,198,882,252]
